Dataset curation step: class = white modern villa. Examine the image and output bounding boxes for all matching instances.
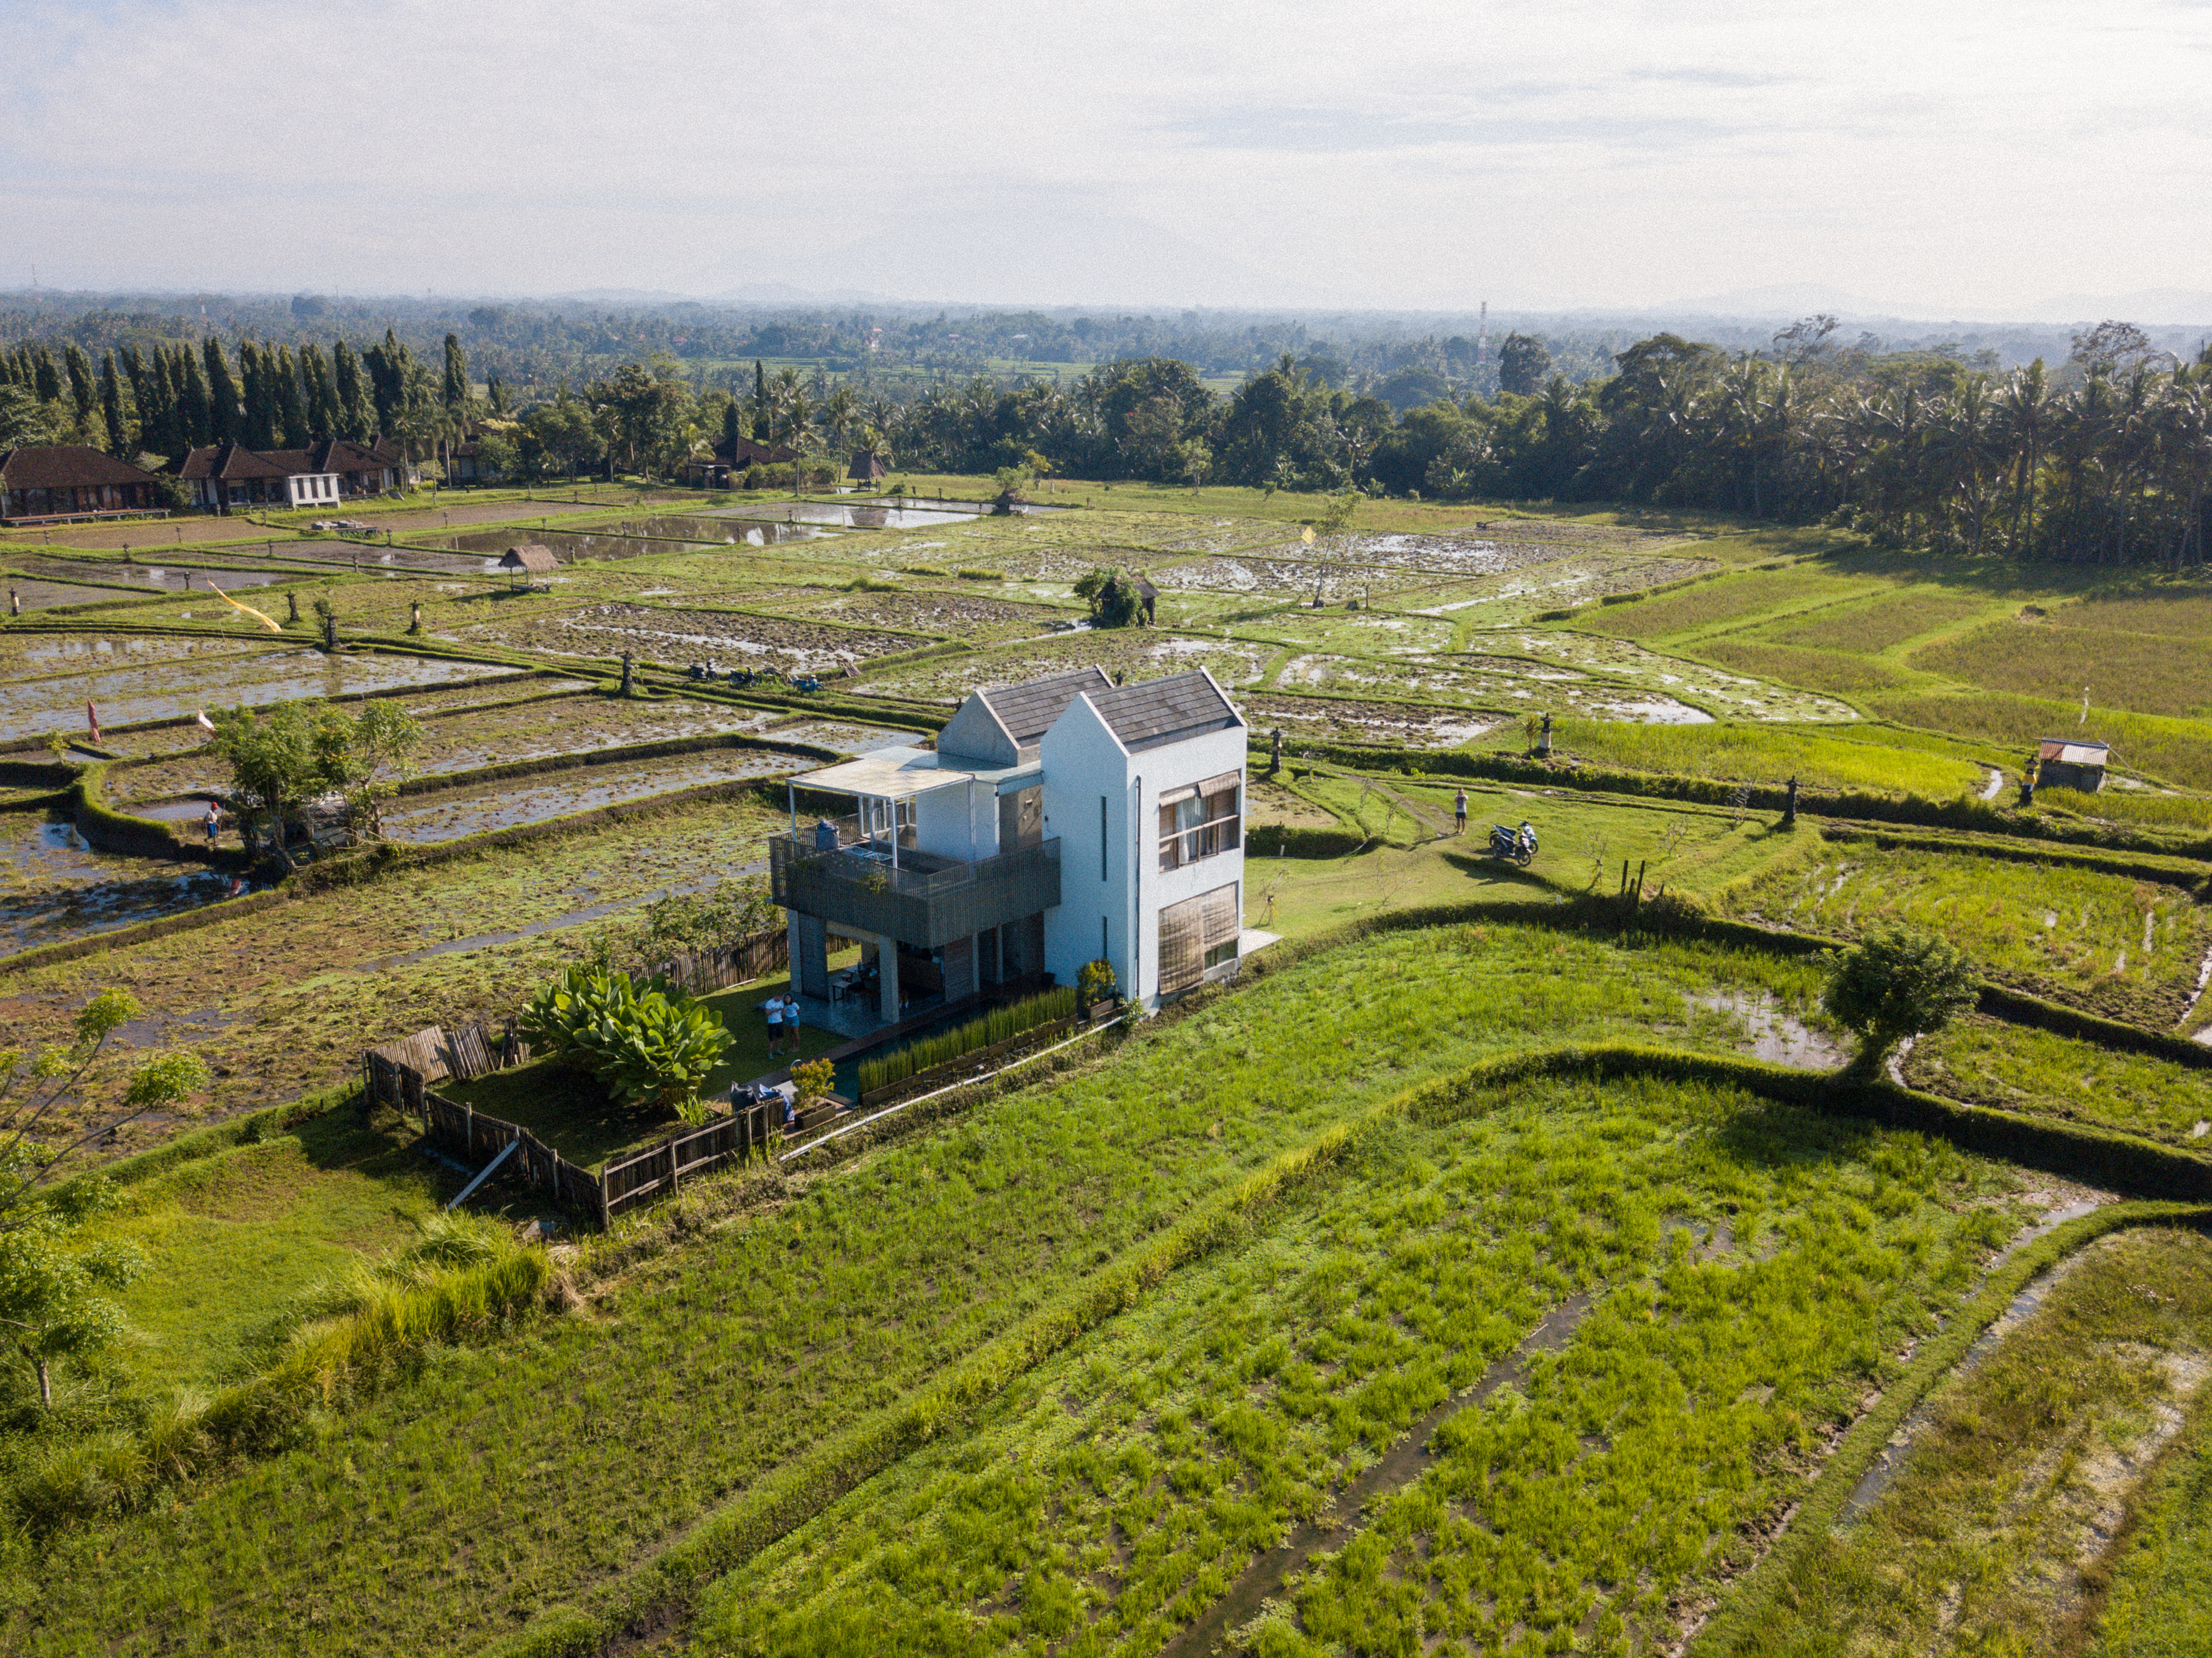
[771,666,1250,1021]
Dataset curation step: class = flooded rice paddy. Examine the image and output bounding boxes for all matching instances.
[378,749,802,843]
[0,649,494,743]
[0,816,240,956]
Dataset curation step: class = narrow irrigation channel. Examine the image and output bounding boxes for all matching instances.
[1837,1195,2111,1522]
[1159,1291,1597,1658]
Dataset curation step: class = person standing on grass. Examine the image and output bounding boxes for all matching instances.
[781,994,802,1058]
[765,993,785,1056]
[203,800,221,846]
[1454,788,1468,835]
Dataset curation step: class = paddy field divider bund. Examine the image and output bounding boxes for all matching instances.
[474,1040,2212,1658]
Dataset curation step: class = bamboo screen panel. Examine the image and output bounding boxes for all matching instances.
[1159,892,1204,992]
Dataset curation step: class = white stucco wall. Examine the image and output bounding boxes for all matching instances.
[1038,698,1247,1008]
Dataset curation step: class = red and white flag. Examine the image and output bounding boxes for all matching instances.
[86,702,101,745]
[196,710,217,732]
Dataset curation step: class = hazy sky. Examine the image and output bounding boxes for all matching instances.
[8,0,2208,318]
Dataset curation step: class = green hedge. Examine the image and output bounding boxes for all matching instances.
[1246,823,1367,858]
[857,988,1078,1095]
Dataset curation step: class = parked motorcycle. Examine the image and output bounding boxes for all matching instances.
[1488,821,1538,866]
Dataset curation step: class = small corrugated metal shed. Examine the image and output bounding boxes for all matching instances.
[2038,737,2109,792]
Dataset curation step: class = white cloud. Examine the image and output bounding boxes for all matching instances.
[2,0,2207,316]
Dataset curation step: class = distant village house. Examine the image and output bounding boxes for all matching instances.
[175,439,413,512]
[0,445,163,522]
[682,433,800,489]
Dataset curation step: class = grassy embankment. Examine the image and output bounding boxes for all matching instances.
[1720,1225,2212,1657]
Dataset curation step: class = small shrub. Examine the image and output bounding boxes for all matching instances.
[1823,924,1979,1073]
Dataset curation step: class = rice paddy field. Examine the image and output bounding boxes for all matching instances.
[1724,838,2212,1023]
[8,487,2212,1656]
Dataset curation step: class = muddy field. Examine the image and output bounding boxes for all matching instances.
[1239,692,1501,749]
[108,690,776,805]
[0,814,237,956]
[760,585,1070,637]
[0,647,494,743]
[454,602,931,670]
[378,749,801,843]
[859,630,1278,704]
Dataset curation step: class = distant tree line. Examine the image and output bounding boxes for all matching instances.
[2,308,2206,565]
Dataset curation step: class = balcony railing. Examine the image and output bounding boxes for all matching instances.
[769,833,1062,949]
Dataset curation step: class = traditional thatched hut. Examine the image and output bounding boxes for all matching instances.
[2037,737,2109,793]
[498,543,558,590]
[848,449,889,483]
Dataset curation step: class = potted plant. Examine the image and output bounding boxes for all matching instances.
[1077,959,1119,1019]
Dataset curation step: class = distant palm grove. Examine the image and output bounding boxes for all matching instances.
[1,311,2206,567]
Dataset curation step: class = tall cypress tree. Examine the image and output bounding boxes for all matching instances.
[753,358,768,431]
[99,353,129,458]
[332,338,370,440]
[363,330,407,437]
[204,337,239,445]
[487,375,507,417]
[176,346,211,449]
[299,343,340,439]
[442,333,468,409]
[143,351,178,461]
[32,347,62,405]
[63,345,95,426]
[238,342,272,449]
[272,344,307,447]
[723,398,742,455]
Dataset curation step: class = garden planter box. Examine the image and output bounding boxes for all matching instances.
[857,1015,1083,1109]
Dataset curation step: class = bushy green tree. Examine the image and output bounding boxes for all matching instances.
[1822,924,1980,1074]
[2,989,211,1225]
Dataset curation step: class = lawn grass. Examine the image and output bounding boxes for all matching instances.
[88,1112,444,1395]
[1905,1016,2212,1149]
[0,924,1837,1657]
[689,1070,2026,1657]
[1724,839,2211,1023]
[1725,1226,2212,1657]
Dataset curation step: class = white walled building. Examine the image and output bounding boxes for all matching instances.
[771,666,1248,1021]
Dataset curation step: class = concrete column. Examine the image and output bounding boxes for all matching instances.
[874,935,900,1022]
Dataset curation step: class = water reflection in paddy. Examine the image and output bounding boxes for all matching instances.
[0,650,490,741]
